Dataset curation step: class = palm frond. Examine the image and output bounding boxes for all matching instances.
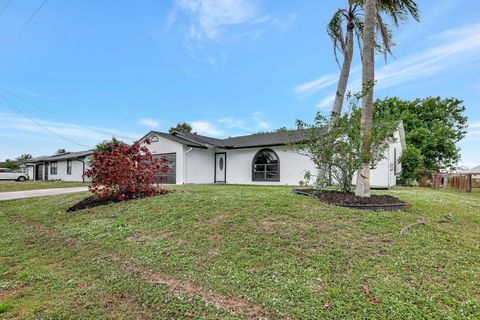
[375,12,395,61]
[352,13,364,61]
[379,0,420,26]
[327,9,348,68]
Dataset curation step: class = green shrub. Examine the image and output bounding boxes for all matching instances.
[0,302,13,314]
[398,145,423,186]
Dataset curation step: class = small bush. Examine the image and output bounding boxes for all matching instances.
[398,145,423,186]
[84,139,168,200]
[0,303,13,314]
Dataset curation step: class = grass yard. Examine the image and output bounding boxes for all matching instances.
[0,181,88,193]
[0,186,479,319]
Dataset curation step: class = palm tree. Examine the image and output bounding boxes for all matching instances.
[354,0,419,197]
[354,0,376,197]
[327,2,363,118]
[327,0,419,119]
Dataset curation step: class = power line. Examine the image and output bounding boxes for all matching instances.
[23,0,46,26]
[0,0,13,18]
[0,94,92,148]
[0,88,136,141]
[0,0,47,51]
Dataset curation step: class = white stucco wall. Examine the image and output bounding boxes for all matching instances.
[140,130,403,187]
[185,148,215,184]
[141,134,185,184]
[353,130,403,188]
[224,146,318,185]
[47,159,89,182]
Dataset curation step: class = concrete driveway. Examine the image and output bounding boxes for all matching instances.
[0,187,88,201]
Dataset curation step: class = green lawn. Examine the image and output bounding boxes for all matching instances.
[0,181,88,193]
[0,186,479,319]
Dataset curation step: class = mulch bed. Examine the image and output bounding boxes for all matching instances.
[67,190,168,212]
[293,189,406,211]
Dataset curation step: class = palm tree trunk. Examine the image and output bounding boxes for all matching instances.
[331,21,354,118]
[355,0,376,197]
[318,21,355,187]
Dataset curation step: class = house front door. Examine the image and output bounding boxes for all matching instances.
[214,153,226,183]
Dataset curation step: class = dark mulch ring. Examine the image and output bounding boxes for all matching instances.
[67,190,169,212]
[293,189,406,211]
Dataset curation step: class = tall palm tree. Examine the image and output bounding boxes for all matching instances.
[354,0,419,197]
[327,2,363,118]
[327,0,419,119]
[354,0,376,197]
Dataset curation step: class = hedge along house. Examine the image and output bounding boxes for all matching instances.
[139,122,406,187]
[18,150,93,182]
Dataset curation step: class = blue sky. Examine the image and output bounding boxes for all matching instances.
[0,0,479,167]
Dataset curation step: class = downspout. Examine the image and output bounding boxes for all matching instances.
[183,147,193,184]
[78,158,85,183]
[388,145,391,187]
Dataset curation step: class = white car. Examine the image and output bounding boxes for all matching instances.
[0,168,29,181]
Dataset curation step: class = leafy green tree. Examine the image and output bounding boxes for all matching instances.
[375,97,468,171]
[56,148,68,154]
[296,93,398,192]
[95,138,126,153]
[0,159,18,170]
[275,127,289,132]
[169,122,193,134]
[398,145,423,185]
[16,154,32,161]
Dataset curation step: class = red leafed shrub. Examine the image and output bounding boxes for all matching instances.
[84,139,168,200]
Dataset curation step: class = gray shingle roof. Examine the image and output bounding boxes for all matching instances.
[170,129,314,149]
[152,132,208,148]
[222,130,312,148]
[17,151,92,164]
[462,166,480,174]
[173,132,230,147]
[17,155,51,165]
[43,150,93,161]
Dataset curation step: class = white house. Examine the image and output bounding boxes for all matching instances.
[18,151,92,182]
[139,123,406,188]
[16,124,405,187]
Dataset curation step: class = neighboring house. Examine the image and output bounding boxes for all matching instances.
[139,123,406,188]
[461,166,480,176]
[18,151,93,182]
[461,166,480,188]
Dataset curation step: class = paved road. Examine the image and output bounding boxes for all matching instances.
[0,187,89,201]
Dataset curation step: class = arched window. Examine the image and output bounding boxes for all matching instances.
[150,135,159,142]
[252,148,280,181]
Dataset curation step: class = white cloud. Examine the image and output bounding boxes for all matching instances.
[184,68,200,79]
[218,116,249,130]
[138,118,160,129]
[191,120,224,136]
[256,120,269,129]
[294,74,339,96]
[173,0,264,41]
[217,113,271,132]
[252,112,270,129]
[467,129,480,139]
[0,112,140,147]
[470,121,480,129]
[316,94,336,109]
[295,23,480,102]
